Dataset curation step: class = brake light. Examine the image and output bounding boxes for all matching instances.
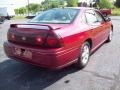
[34,33,63,48]
[46,35,63,48]
[8,33,16,41]
[47,36,58,47]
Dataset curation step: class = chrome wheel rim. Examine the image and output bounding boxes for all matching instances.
[109,30,113,41]
[81,45,89,64]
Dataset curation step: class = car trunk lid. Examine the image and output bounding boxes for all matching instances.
[8,24,64,48]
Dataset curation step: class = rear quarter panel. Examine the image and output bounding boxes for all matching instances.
[53,22,92,62]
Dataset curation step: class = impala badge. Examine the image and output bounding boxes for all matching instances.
[22,37,26,41]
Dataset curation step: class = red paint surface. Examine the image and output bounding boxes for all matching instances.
[4,8,112,69]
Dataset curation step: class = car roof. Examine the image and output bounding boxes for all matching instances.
[52,7,96,11]
[64,7,94,10]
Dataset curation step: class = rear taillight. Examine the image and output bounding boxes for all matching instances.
[35,34,63,48]
[46,36,58,47]
[8,32,16,41]
[46,35,63,48]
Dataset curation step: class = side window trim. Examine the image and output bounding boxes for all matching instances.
[81,12,87,23]
[94,10,106,22]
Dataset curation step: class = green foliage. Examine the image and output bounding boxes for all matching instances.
[15,3,41,15]
[41,0,69,10]
[115,0,120,8]
[41,0,60,10]
[26,3,41,13]
[66,0,78,7]
[14,9,19,15]
[98,0,113,9]
[112,8,120,16]
[12,16,25,20]
[14,0,79,15]
[14,7,27,15]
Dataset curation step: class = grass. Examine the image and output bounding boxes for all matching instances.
[111,8,120,16]
[12,15,26,20]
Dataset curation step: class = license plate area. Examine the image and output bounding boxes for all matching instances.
[14,47,32,59]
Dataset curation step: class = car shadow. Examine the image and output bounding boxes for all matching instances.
[0,59,79,90]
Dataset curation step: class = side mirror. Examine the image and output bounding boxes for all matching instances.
[105,17,111,22]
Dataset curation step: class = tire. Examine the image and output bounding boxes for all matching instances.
[76,42,90,69]
[106,29,113,42]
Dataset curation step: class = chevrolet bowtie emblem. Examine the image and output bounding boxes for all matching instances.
[22,37,26,41]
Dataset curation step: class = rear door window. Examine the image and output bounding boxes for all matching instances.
[85,10,98,24]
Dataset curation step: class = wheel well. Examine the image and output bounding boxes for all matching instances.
[111,25,113,31]
[85,39,92,49]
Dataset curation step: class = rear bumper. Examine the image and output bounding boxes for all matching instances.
[4,42,79,69]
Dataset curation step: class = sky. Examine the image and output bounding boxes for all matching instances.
[0,0,44,9]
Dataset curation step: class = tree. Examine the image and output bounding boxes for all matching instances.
[66,0,78,7]
[41,0,59,10]
[26,3,41,13]
[98,0,113,9]
[14,9,19,15]
[18,7,27,15]
[14,3,42,15]
[115,0,120,8]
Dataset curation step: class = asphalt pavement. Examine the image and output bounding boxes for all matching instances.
[0,17,120,90]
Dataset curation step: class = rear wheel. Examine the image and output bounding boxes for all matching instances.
[76,42,90,69]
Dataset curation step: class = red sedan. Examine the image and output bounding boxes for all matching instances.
[4,7,113,69]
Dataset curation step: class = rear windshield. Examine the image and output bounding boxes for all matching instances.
[30,8,79,24]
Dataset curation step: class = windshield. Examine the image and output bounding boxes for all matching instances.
[30,8,79,24]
